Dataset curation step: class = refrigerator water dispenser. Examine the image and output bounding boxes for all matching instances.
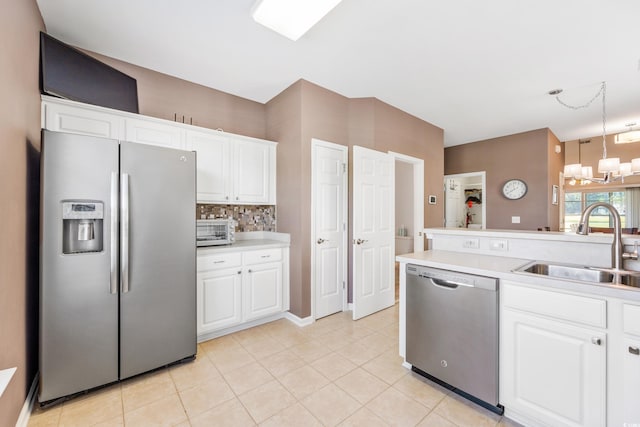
[62,201,104,254]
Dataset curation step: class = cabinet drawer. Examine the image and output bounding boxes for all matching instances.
[623,304,640,336]
[243,248,282,265]
[503,282,607,328]
[197,252,242,271]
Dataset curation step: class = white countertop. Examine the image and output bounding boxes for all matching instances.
[425,227,640,245]
[197,231,290,254]
[397,250,640,302]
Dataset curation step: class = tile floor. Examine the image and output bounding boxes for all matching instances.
[28,305,521,427]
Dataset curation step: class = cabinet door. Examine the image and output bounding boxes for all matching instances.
[197,268,242,334]
[233,139,272,204]
[43,101,123,139]
[243,262,282,322]
[125,117,184,149]
[623,338,640,424]
[501,309,606,427]
[186,130,231,203]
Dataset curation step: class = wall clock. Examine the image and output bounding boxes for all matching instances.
[502,179,528,200]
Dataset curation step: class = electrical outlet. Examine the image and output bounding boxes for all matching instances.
[490,239,508,251]
[463,238,479,249]
[512,216,521,224]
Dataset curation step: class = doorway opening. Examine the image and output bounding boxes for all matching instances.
[444,171,486,229]
[392,152,424,302]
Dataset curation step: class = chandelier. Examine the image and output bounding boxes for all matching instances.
[554,82,640,185]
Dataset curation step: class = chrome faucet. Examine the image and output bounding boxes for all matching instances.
[576,202,638,271]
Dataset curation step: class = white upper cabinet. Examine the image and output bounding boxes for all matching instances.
[124,117,184,150]
[187,131,276,205]
[42,96,277,205]
[233,138,275,204]
[186,130,231,203]
[42,99,123,139]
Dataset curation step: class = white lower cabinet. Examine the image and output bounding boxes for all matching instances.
[501,309,606,427]
[197,246,289,339]
[198,267,243,332]
[244,262,283,322]
[501,281,607,427]
[623,337,640,425]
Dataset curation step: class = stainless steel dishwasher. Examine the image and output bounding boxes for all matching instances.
[406,264,502,414]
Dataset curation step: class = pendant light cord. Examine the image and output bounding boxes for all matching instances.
[555,81,607,159]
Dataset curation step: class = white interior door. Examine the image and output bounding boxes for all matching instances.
[312,140,347,319]
[352,146,395,320]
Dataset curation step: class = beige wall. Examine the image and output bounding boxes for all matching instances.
[265,81,304,315]
[0,0,44,424]
[547,131,563,230]
[84,51,267,139]
[269,81,443,317]
[445,128,560,230]
[564,134,640,189]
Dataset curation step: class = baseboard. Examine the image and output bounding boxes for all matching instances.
[15,373,38,427]
[283,311,314,327]
[197,312,287,343]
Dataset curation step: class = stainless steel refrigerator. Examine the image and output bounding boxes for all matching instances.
[39,130,196,403]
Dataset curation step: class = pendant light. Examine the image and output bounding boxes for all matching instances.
[555,82,640,184]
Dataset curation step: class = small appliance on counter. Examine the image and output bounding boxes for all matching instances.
[196,218,236,246]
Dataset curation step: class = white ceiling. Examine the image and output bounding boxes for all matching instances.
[36,0,640,147]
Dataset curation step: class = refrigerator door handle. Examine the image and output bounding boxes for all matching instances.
[110,172,118,294]
[121,173,130,293]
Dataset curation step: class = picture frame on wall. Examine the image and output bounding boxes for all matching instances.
[552,185,559,205]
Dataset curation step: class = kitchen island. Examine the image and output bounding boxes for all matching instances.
[396,228,640,427]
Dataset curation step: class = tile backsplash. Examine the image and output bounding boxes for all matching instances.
[196,204,276,232]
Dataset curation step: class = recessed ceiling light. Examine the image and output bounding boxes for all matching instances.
[251,0,343,41]
[548,88,563,96]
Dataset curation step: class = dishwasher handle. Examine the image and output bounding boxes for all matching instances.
[428,277,474,290]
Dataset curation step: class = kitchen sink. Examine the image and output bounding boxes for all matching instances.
[518,262,614,283]
[515,262,640,288]
[617,273,640,288]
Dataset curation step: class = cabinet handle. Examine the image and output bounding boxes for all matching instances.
[248,269,253,273]
[591,337,602,346]
[226,196,229,200]
[630,346,640,355]
[236,196,239,201]
[237,271,242,275]
[261,255,271,258]
[214,260,225,264]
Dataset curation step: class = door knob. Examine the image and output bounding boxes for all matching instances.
[591,337,602,346]
[354,238,368,245]
[317,238,329,244]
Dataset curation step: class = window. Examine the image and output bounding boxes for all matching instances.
[564,190,626,231]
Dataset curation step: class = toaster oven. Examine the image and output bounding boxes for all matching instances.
[196,218,236,246]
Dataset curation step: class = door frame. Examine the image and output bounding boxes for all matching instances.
[443,171,487,229]
[310,138,348,320]
[389,152,425,252]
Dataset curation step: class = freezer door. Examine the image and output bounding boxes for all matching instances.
[39,130,119,402]
[119,141,196,379]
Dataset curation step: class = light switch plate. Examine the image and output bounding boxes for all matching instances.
[463,238,480,249]
[490,239,508,251]
[512,216,521,224]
